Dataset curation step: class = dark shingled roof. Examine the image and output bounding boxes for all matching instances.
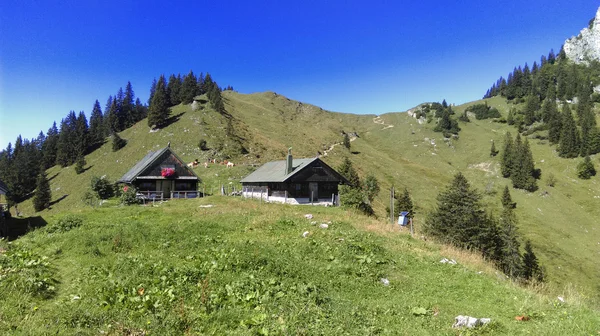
[117,147,198,183]
[0,179,8,195]
[240,157,320,183]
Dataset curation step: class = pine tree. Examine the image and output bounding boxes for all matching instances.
[74,154,86,174]
[148,78,157,105]
[115,87,125,132]
[343,133,351,149]
[501,132,514,177]
[148,75,170,129]
[424,172,493,250]
[547,101,562,145]
[123,81,135,128]
[506,108,515,125]
[576,156,596,179]
[337,157,360,188]
[511,136,537,191]
[106,99,119,133]
[56,111,78,167]
[522,240,544,282]
[89,100,105,147]
[112,132,127,152]
[498,206,522,278]
[33,170,51,212]
[167,74,182,105]
[363,174,380,203]
[180,70,199,104]
[395,187,414,219]
[501,185,516,209]
[558,104,580,158]
[41,122,59,169]
[75,111,89,156]
[490,140,499,157]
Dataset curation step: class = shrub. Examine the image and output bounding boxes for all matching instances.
[121,186,140,205]
[198,138,208,151]
[545,173,557,187]
[82,190,99,206]
[91,176,114,199]
[74,155,86,174]
[577,156,596,179]
[48,214,83,233]
[112,133,127,152]
[340,185,374,216]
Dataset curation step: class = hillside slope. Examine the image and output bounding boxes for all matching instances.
[12,91,600,302]
[1,198,598,334]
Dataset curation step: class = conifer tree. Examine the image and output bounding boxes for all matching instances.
[547,101,562,144]
[148,75,170,129]
[167,74,182,105]
[75,111,89,156]
[501,132,514,177]
[123,81,135,128]
[506,108,515,125]
[56,112,78,167]
[89,100,105,147]
[106,99,119,133]
[180,70,199,104]
[501,185,516,209]
[41,122,59,169]
[424,172,493,251]
[115,87,125,132]
[363,174,380,203]
[394,187,414,219]
[33,170,51,212]
[74,154,86,174]
[577,156,596,179]
[111,132,127,152]
[558,104,580,158]
[148,78,157,105]
[343,133,351,149]
[511,136,537,191]
[523,95,538,125]
[522,240,544,282]
[337,157,360,188]
[490,140,499,157]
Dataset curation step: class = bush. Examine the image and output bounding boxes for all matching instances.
[82,190,99,206]
[577,156,596,179]
[340,185,374,216]
[48,214,83,233]
[74,155,86,174]
[198,139,208,151]
[545,173,557,187]
[91,176,114,199]
[121,186,140,205]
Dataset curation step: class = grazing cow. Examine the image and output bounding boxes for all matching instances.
[227,161,234,168]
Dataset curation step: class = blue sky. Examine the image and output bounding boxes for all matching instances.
[0,1,598,148]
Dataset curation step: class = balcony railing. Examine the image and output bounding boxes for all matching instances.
[135,190,201,202]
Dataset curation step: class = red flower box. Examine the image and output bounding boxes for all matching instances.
[161,168,175,177]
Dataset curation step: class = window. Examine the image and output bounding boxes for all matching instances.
[139,182,155,191]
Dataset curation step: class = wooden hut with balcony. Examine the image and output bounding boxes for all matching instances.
[117,145,200,200]
[240,149,348,205]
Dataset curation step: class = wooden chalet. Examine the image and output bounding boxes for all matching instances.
[240,149,348,205]
[117,145,200,199]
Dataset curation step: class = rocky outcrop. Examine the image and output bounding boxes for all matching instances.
[564,7,600,64]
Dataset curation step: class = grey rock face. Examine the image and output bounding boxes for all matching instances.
[564,7,600,64]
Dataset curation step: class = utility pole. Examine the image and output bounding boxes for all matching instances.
[390,186,394,225]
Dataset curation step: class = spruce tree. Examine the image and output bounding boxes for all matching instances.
[523,95,538,125]
[167,74,182,105]
[490,140,499,157]
[148,78,157,106]
[112,132,127,152]
[180,70,199,104]
[74,154,86,174]
[337,157,360,188]
[547,101,563,145]
[75,111,89,156]
[501,132,514,177]
[89,100,105,147]
[41,122,59,169]
[33,170,51,212]
[498,206,522,278]
[424,172,492,250]
[511,136,537,191]
[576,156,596,179]
[395,187,414,219]
[363,174,380,203]
[558,104,580,158]
[522,240,544,282]
[343,133,351,149]
[123,81,135,128]
[148,75,170,129]
[106,99,119,133]
[501,185,516,209]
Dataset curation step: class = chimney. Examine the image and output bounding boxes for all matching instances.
[286,147,293,174]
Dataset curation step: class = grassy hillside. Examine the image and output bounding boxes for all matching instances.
[9,91,600,304]
[1,197,598,334]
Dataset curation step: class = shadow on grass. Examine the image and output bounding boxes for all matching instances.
[162,112,186,128]
[48,172,60,182]
[49,194,68,208]
[351,151,361,155]
[81,165,94,174]
[1,216,48,240]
